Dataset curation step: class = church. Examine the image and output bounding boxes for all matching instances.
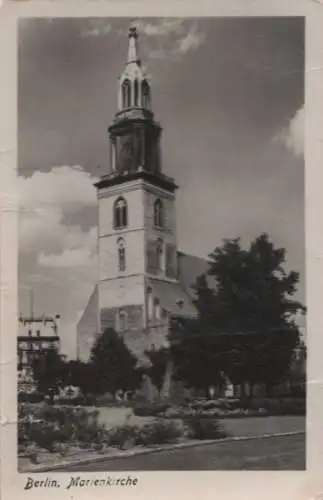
[76,26,212,364]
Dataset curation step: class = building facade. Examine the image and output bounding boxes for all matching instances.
[18,314,61,388]
[77,26,211,363]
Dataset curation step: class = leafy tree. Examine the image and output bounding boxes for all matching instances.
[32,349,64,402]
[61,360,95,396]
[89,328,141,396]
[170,317,224,395]
[170,234,304,397]
[145,347,168,393]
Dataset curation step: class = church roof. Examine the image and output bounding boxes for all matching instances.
[147,277,198,318]
[177,251,216,299]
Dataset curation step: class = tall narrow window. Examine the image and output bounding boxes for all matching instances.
[117,237,126,272]
[154,199,163,228]
[134,79,139,107]
[142,80,150,109]
[113,197,128,229]
[154,297,161,321]
[147,286,153,321]
[118,310,127,331]
[122,79,131,108]
[156,238,163,271]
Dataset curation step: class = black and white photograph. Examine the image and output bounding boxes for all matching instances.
[17,16,306,473]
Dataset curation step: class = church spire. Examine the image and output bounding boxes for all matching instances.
[127,25,140,65]
[118,24,151,112]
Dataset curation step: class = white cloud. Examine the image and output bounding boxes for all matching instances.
[39,227,97,269]
[274,106,304,157]
[80,19,206,60]
[177,27,206,54]
[136,18,185,37]
[19,165,97,213]
[81,21,111,38]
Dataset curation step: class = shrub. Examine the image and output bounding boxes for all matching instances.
[18,392,43,403]
[247,397,305,415]
[55,395,87,406]
[18,403,107,451]
[137,420,183,446]
[133,402,170,417]
[186,418,227,440]
[106,424,139,449]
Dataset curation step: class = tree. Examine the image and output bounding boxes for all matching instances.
[169,317,224,396]
[32,349,64,402]
[60,360,96,396]
[170,234,304,397]
[89,328,141,396]
[145,347,168,393]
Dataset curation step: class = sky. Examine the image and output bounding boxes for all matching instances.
[18,17,305,358]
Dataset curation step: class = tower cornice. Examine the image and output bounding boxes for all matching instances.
[94,170,178,193]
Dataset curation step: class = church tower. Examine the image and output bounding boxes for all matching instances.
[95,26,190,356]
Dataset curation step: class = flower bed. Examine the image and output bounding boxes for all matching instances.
[18,403,228,468]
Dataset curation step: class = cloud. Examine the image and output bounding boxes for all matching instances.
[79,19,206,60]
[136,18,185,37]
[176,26,206,54]
[80,21,112,38]
[19,166,98,255]
[38,227,97,269]
[138,19,206,60]
[274,106,304,157]
[19,165,97,213]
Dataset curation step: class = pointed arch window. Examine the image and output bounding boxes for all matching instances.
[122,79,131,108]
[154,199,164,228]
[117,237,126,272]
[142,80,150,109]
[114,197,128,229]
[134,79,139,107]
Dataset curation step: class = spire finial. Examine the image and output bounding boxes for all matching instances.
[127,22,140,65]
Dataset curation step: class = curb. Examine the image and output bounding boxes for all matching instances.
[19,430,305,473]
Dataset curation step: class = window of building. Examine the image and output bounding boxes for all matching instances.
[142,80,150,108]
[122,79,131,108]
[36,330,40,337]
[147,286,153,321]
[156,238,164,271]
[154,297,161,321]
[117,237,126,272]
[118,310,128,331]
[134,79,139,106]
[165,244,177,278]
[28,329,32,337]
[154,199,164,228]
[113,197,128,229]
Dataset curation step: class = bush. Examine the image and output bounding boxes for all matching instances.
[18,392,43,403]
[133,402,170,417]
[247,397,305,415]
[136,420,183,446]
[106,424,139,449]
[55,395,87,406]
[18,403,107,451]
[186,418,227,440]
